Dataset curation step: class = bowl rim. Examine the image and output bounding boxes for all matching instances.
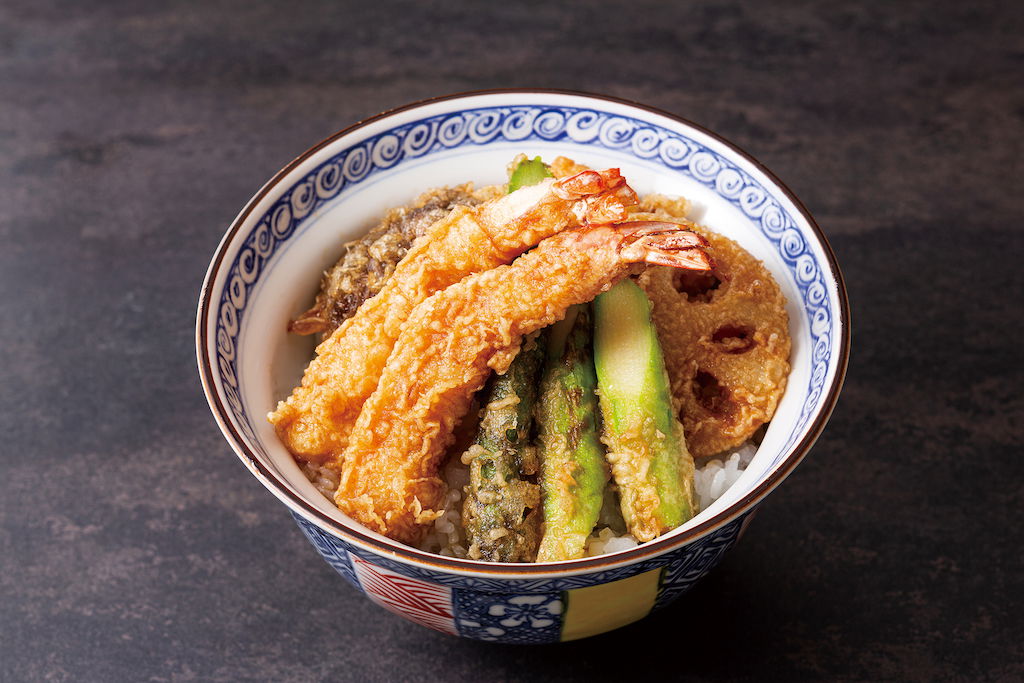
[197,87,851,577]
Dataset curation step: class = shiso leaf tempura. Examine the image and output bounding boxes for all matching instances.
[462,330,546,562]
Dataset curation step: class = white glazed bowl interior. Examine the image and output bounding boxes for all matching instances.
[199,90,847,571]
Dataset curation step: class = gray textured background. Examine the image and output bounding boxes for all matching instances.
[2,1,1022,681]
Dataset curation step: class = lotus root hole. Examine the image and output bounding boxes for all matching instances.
[711,324,756,354]
[671,270,721,302]
[692,370,734,416]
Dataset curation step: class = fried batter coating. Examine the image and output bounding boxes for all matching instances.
[506,154,589,182]
[635,208,791,458]
[268,170,638,466]
[334,222,713,544]
[548,156,592,179]
[289,184,499,338]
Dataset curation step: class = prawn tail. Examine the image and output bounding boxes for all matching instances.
[615,221,716,272]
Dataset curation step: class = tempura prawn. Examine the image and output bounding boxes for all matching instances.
[268,170,637,466]
[334,221,715,544]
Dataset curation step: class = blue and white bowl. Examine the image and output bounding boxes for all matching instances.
[197,90,850,643]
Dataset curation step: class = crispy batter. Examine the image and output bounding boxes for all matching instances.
[268,170,638,466]
[506,155,590,181]
[635,193,693,221]
[334,222,713,544]
[548,156,592,179]
[289,184,499,338]
[635,207,791,458]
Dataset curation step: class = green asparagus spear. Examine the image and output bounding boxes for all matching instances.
[462,331,546,562]
[593,279,696,542]
[507,156,552,192]
[535,305,608,562]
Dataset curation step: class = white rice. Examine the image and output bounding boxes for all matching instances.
[418,455,471,558]
[692,441,757,513]
[301,461,340,499]
[584,527,640,556]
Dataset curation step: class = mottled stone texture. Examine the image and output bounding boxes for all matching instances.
[1,1,1021,680]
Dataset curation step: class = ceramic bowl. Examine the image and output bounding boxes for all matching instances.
[197,89,849,643]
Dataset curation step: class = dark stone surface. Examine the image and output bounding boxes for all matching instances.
[1,1,1021,680]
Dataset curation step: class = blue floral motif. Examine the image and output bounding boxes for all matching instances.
[214,103,833,466]
[453,591,564,643]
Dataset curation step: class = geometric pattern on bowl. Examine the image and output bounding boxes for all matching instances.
[350,555,459,636]
[292,511,751,642]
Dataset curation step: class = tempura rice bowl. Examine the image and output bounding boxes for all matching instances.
[197,90,849,643]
